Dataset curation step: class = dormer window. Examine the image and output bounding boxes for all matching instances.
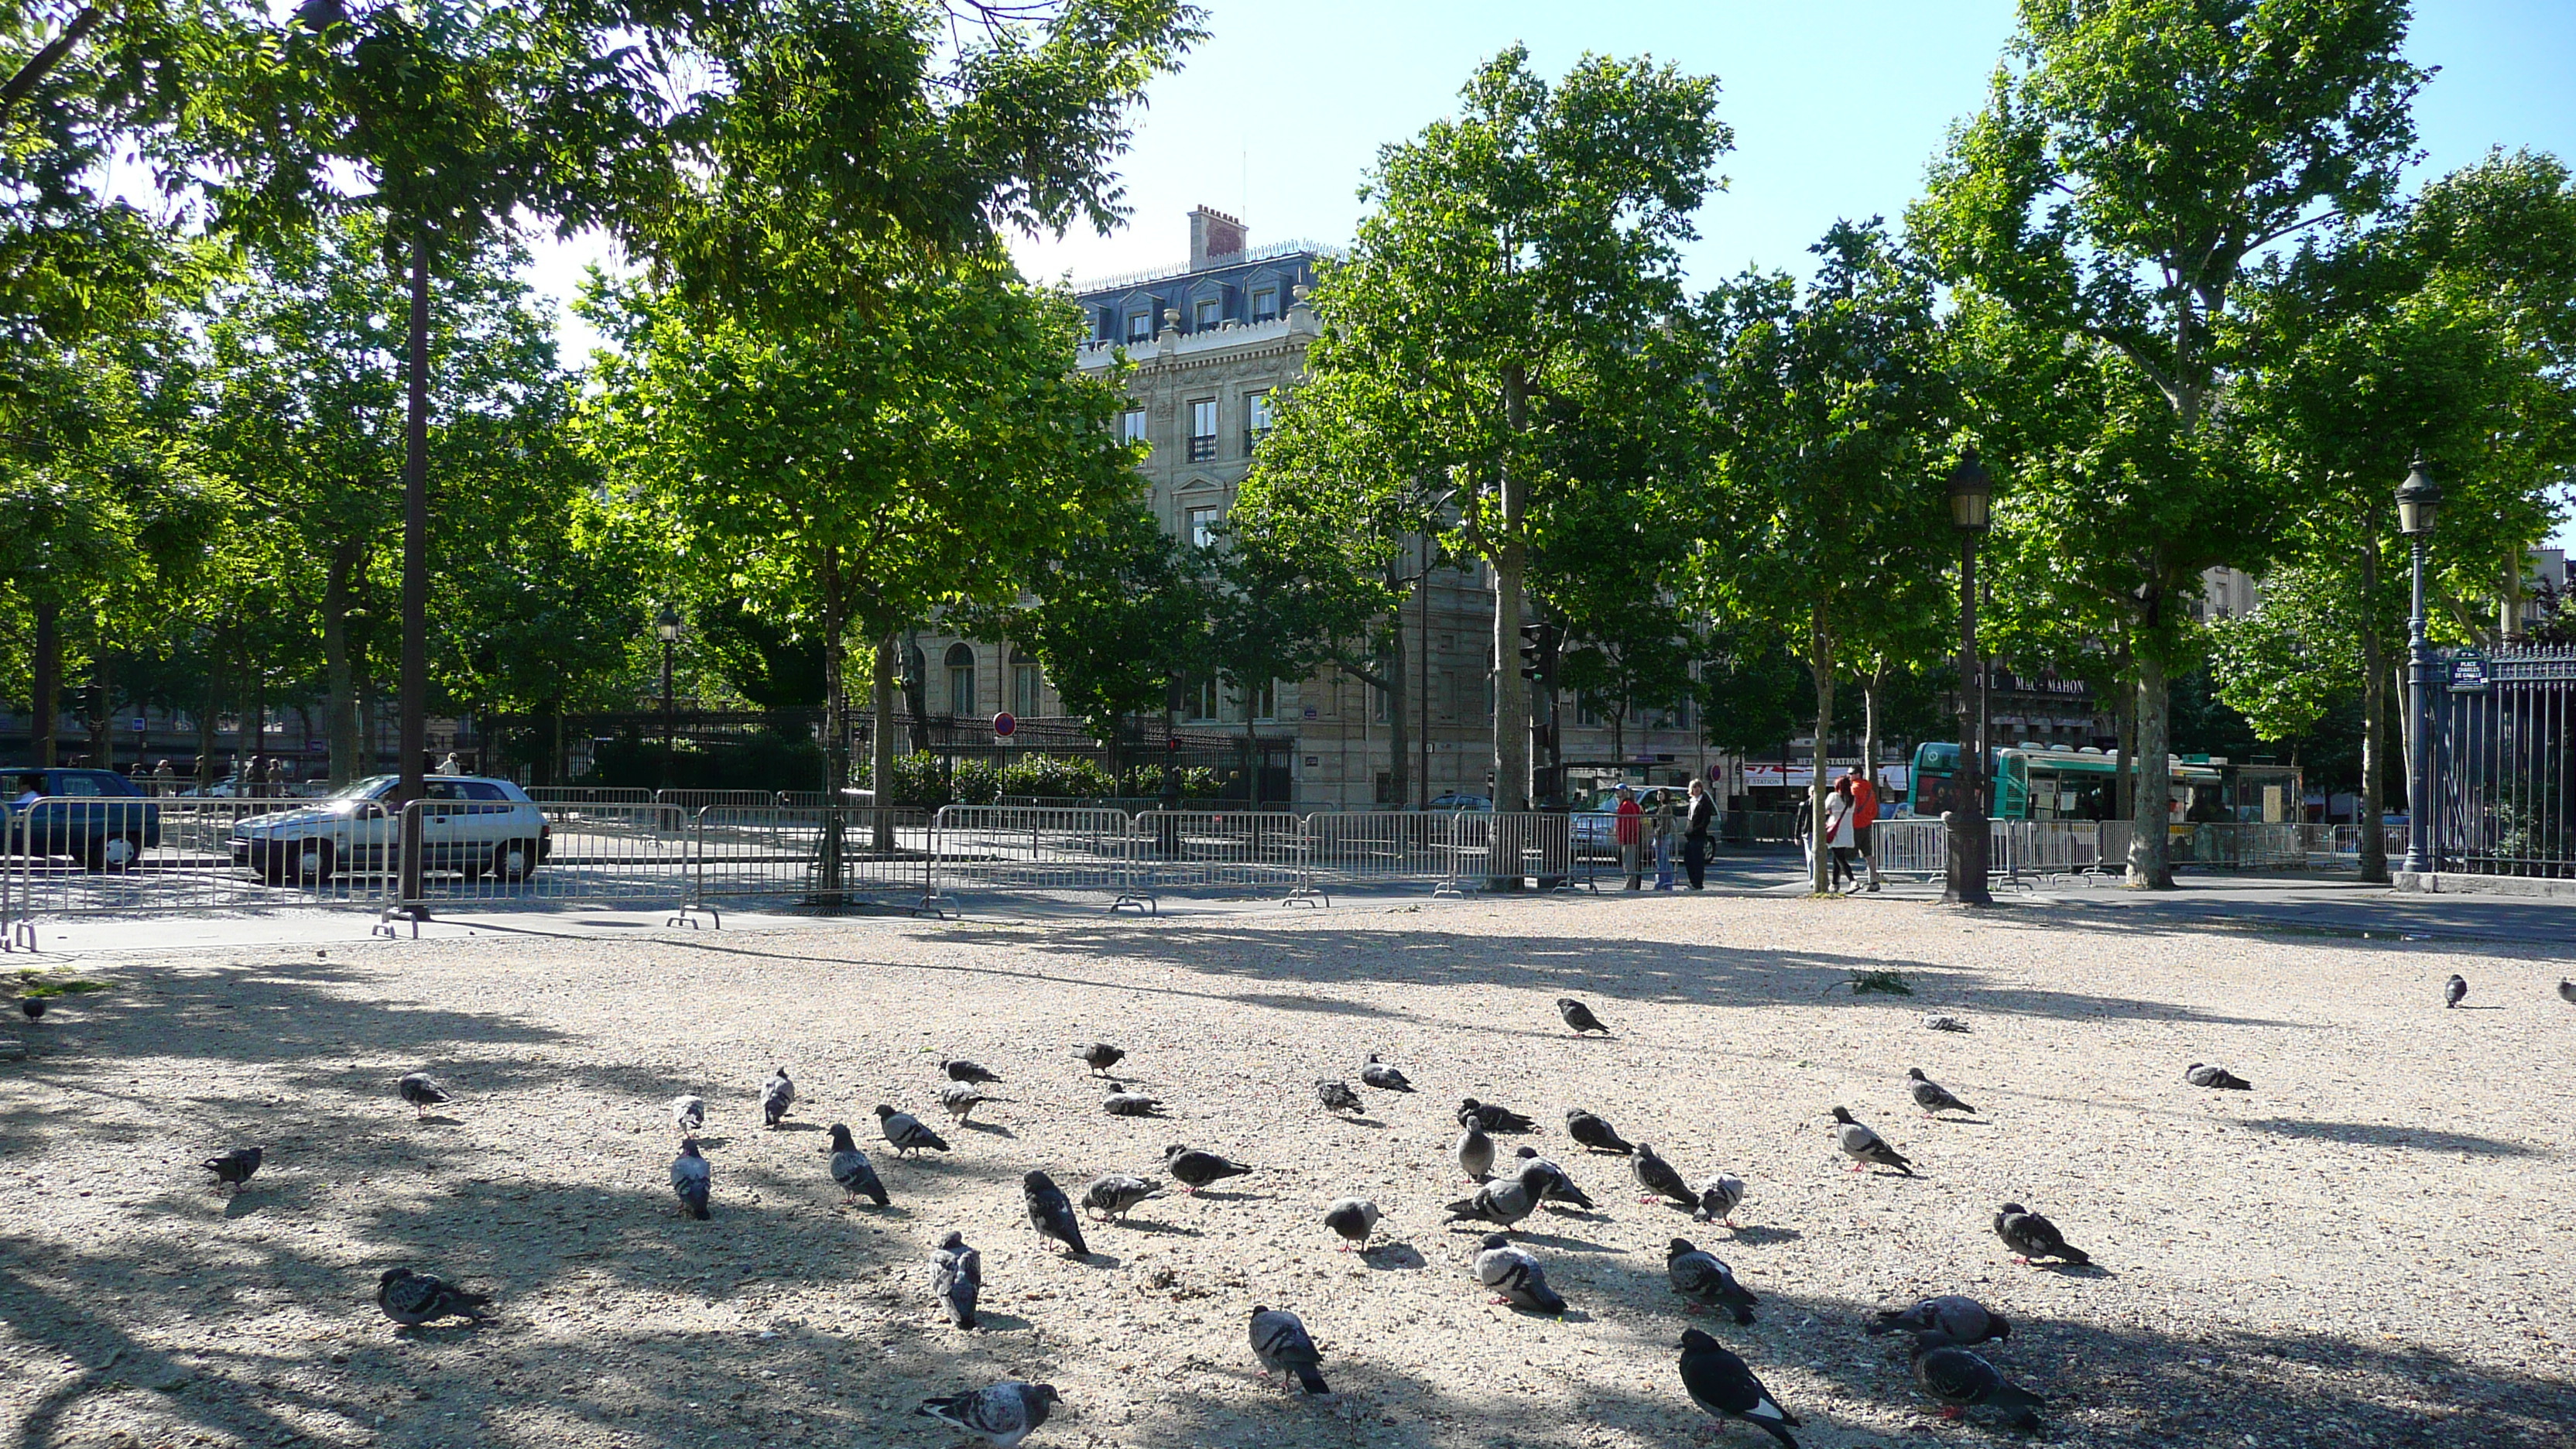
[1251,286,1279,322]
[1127,311,1153,341]
[1194,297,1222,328]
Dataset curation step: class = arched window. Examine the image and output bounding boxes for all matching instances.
[944,643,977,717]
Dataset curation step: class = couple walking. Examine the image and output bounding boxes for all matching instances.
[1819,770,1882,893]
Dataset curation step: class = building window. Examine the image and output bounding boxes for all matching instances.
[1185,504,1221,549]
[1245,390,1273,448]
[1187,677,1220,722]
[1011,660,1043,718]
[1127,311,1153,341]
[1247,678,1277,721]
[1576,695,1601,728]
[1120,407,1147,447]
[944,642,976,717]
[1194,296,1222,328]
[1252,287,1279,321]
[1187,398,1217,461]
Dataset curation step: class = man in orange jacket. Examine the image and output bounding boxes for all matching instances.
[1848,769,1884,892]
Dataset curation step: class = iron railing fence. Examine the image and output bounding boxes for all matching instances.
[2432,646,2576,878]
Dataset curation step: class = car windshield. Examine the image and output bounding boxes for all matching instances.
[324,775,396,802]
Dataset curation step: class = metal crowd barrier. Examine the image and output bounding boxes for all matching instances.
[927,806,1144,910]
[1131,810,1314,903]
[677,805,937,924]
[526,786,658,807]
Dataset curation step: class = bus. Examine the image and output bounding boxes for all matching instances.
[1908,743,2303,826]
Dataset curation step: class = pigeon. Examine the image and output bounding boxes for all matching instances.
[931,1231,981,1330]
[1317,1079,1364,1115]
[1557,996,1611,1036]
[1910,1334,2045,1422]
[1512,1146,1595,1210]
[937,1082,988,1123]
[761,1067,794,1128]
[670,1094,705,1134]
[1249,1305,1329,1395]
[1076,1042,1125,1075]
[670,1139,711,1219]
[2184,1062,2252,1091]
[1906,1068,1977,1118]
[1828,1107,1915,1176]
[375,1267,490,1326]
[1677,1327,1800,1447]
[1081,1174,1163,1222]
[1455,1123,1496,1182]
[1694,1173,1747,1228]
[2444,974,2468,1009]
[1163,1143,1255,1194]
[1444,1161,1550,1230]
[913,1381,1059,1447]
[874,1103,950,1156]
[1667,1238,1759,1324]
[201,1146,262,1194]
[1994,1202,2089,1265]
[1360,1053,1413,1091]
[1921,1012,1969,1032]
[1632,1140,1697,1206]
[19,997,43,1021]
[1867,1296,2009,1346]
[1101,1081,1165,1117]
[396,1072,450,1118]
[1474,1232,1567,1312]
[1564,1107,1635,1154]
[823,1123,890,1206]
[1457,1098,1535,1133]
[1322,1197,1381,1250]
[1022,1170,1088,1255]
[941,1058,1002,1084]
[2559,979,2576,1005]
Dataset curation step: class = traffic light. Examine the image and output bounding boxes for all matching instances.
[1517,620,1560,681]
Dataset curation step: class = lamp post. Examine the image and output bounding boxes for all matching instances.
[1944,450,1994,906]
[656,605,683,790]
[2398,461,2441,876]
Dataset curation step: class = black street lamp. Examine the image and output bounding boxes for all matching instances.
[2398,461,2441,876]
[656,605,683,790]
[1944,450,1995,906]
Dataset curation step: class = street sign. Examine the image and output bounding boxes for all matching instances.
[130,717,146,732]
[992,711,1017,738]
[2448,653,2490,694]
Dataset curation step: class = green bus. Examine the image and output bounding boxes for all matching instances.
[1908,743,2303,825]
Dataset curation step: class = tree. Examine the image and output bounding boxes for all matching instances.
[1259,46,1728,814]
[1913,0,2427,886]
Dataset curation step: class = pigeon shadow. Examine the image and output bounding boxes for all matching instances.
[2028,1260,2115,1279]
[1358,1243,1426,1269]
[960,1120,1016,1137]
[411,1114,464,1127]
[1512,1229,1621,1253]
[219,1193,266,1221]
[1187,1188,1270,1204]
[1330,1115,1389,1130]
[1109,1218,1202,1238]
[2239,1117,2540,1156]
[1723,1225,1801,1245]
[764,1121,825,1134]
[688,1134,734,1149]
[964,1310,1033,1332]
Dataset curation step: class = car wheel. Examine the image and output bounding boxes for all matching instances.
[86,834,145,872]
[493,838,537,882]
[291,838,334,888]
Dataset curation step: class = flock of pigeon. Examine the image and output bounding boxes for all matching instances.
[135,968,2567,1448]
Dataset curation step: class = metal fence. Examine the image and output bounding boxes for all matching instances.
[2430,645,2576,878]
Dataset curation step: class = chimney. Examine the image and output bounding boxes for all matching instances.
[1189,207,1246,270]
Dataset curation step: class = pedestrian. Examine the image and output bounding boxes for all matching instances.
[1823,776,1858,892]
[151,759,176,797]
[1613,783,1646,890]
[1850,768,1885,892]
[263,756,286,797]
[435,749,462,776]
[13,772,44,808]
[1651,789,1677,890]
[1682,778,1715,890]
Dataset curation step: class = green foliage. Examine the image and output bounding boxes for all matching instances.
[996,502,1215,742]
[1847,968,1913,996]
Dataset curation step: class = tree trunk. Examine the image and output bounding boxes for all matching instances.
[1490,363,1532,815]
[1807,614,1837,896]
[323,537,361,787]
[2126,651,2176,888]
[2355,541,2389,882]
[1862,661,1884,805]
[872,631,898,851]
[397,224,431,812]
[900,629,930,755]
[2113,682,2136,823]
[90,645,112,773]
[30,600,58,766]
[197,647,221,790]
[2500,546,2524,642]
[817,546,847,899]
[1381,611,1410,807]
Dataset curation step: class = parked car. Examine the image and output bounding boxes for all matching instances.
[229,775,550,886]
[1423,793,1492,812]
[5,767,163,870]
[1571,786,1684,856]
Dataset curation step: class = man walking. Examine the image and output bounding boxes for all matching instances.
[1849,769,1885,892]
[1613,784,1646,890]
[1681,778,1715,890]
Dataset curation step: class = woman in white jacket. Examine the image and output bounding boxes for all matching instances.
[1823,776,1859,892]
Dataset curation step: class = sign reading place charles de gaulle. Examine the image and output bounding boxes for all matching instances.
[2448,653,2491,694]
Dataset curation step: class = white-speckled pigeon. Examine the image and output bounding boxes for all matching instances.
[913,1381,1057,1447]
[931,1231,981,1330]
[761,1067,794,1129]
[1474,1233,1565,1313]
[1081,1174,1163,1222]
[1694,1173,1747,1228]
[937,1082,988,1123]
[1101,1081,1164,1118]
[670,1094,705,1134]
[1317,1079,1363,1115]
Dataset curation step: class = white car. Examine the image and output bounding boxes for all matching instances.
[230,774,550,886]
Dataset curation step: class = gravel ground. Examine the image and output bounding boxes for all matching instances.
[2,892,2571,1449]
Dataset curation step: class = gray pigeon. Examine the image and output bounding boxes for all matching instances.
[1317,1079,1364,1115]
[1249,1305,1329,1394]
[1456,1097,1534,1133]
[1994,1202,2088,1265]
[1868,1295,2009,1346]
[1163,1143,1254,1194]
[1081,1173,1163,1223]
[1828,1107,1914,1176]
[1360,1053,1413,1091]
[931,1231,981,1329]
[201,1145,262,1194]
[670,1139,711,1219]
[1694,1173,1747,1228]
[1631,1141,1696,1206]
[2184,1062,2252,1091]
[823,1123,890,1206]
[1906,1068,1976,1118]
[1101,1081,1165,1117]
[874,1103,950,1156]
[1921,1012,1969,1033]
[1564,1107,1635,1154]
[1911,1334,2045,1423]
[375,1267,489,1326]
[1323,1197,1380,1250]
[1444,1161,1551,1230]
[941,1058,1002,1084]
[2444,974,2468,1009]
[1455,1123,1496,1183]
[1473,1232,1566,1313]
[937,1082,988,1123]
[1023,1170,1088,1255]
[761,1067,794,1128]
[1076,1042,1125,1075]
[396,1072,450,1118]
[1678,1328,1800,1447]
[1512,1146,1595,1210]
[914,1381,1058,1447]
[1667,1237,1759,1324]
[19,996,44,1022]
[670,1094,705,1134]
[1557,997,1611,1035]
[2559,979,2576,1005]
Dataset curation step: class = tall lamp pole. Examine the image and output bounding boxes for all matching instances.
[656,605,683,790]
[1944,450,1995,906]
[2397,461,2441,875]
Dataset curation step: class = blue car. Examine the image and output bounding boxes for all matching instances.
[6,767,163,871]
